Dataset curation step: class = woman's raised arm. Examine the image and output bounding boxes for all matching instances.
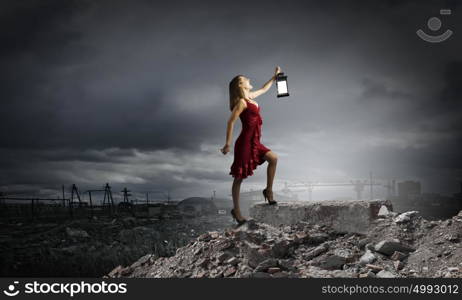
[249,66,282,99]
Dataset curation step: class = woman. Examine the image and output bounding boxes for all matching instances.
[220,66,281,226]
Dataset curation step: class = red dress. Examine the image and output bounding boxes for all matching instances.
[229,99,271,179]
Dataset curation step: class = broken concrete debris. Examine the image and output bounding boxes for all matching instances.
[394,211,419,224]
[374,239,416,256]
[65,227,90,239]
[107,208,462,278]
[359,250,376,265]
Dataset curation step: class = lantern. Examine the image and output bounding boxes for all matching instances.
[276,72,289,98]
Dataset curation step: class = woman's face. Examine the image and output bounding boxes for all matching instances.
[239,76,253,90]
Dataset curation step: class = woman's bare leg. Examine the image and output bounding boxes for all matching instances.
[264,151,278,193]
[232,177,245,219]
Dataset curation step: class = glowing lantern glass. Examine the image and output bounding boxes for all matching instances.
[276,72,289,98]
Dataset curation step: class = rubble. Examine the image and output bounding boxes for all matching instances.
[374,239,416,256]
[65,227,90,238]
[316,248,355,270]
[377,205,391,217]
[394,211,419,224]
[249,199,393,235]
[1,214,233,276]
[376,270,397,278]
[107,208,462,278]
[359,250,376,265]
[390,251,408,261]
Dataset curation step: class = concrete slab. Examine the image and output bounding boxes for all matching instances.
[249,199,393,235]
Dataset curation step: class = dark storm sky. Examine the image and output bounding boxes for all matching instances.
[1,0,461,201]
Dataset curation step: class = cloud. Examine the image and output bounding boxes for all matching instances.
[1,0,462,200]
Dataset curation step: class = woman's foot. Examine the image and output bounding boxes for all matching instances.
[262,188,277,205]
[230,209,247,226]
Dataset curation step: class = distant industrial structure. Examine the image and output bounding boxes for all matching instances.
[391,180,462,220]
[284,172,391,201]
[2,176,461,222]
[0,183,177,222]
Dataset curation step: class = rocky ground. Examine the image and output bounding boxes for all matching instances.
[107,208,462,278]
[0,214,233,277]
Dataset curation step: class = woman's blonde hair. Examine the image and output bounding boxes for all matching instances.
[229,75,246,111]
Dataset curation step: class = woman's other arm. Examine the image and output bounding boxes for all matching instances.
[221,99,247,154]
